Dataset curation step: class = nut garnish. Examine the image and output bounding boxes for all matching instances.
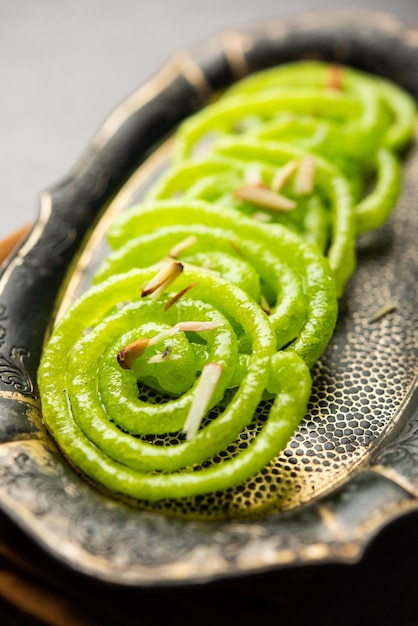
[147,346,180,364]
[174,321,218,333]
[141,261,183,298]
[117,322,218,370]
[178,260,220,275]
[271,159,300,192]
[229,240,246,259]
[164,282,199,311]
[326,64,343,91]
[244,164,263,185]
[252,211,272,222]
[367,302,397,324]
[182,362,223,440]
[233,183,296,212]
[147,321,218,347]
[293,156,316,195]
[168,235,197,259]
[260,294,271,315]
[117,339,150,370]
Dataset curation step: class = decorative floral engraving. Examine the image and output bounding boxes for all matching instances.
[374,417,418,481]
[0,446,202,567]
[0,450,91,522]
[0,347,34,395]
[0,451,59,516]
[0,304,8,349]
[72,504,199,566]
[0,443,341,577]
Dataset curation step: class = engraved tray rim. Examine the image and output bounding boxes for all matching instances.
[0,7,418,587]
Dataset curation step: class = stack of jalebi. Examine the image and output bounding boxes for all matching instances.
[38,62,415,517]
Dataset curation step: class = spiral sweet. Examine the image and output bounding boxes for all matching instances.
[147,143,355,295]
[148,61,413,293]
[37,61,415,518]
[104,199,338,367]
[38,265,312,501]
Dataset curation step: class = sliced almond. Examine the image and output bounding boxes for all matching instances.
[229,240,246,259]
[164,282,199,311]
[141,261,183,298]
[183,362,223,440]
[164,258,219,275]
[293,156,316,195]
[252,211,272,222]
[271,159,300,192]
[367,302,397,324]
[117,338,150,370]
[174,321,218,333]
[147,320,218,347]
[233,183,296,212]
[168,235,197,259]
[326,64,343,91]
[147,352,180,364]
[244,163,263,185]
[260,294,271,315]
[117,321,218,369]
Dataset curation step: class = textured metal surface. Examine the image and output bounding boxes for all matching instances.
[0,9,417,585]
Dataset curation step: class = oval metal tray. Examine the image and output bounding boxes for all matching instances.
[0,8,417,586]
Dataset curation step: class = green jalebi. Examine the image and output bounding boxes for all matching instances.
[37,62,415,515]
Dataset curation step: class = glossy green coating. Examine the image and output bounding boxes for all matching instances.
[107,199,338,366]
[95,223,307,352]
[37,61,414,511]
[147,154,331,251]
[225,61,416,152]
[38,266,312,497]
[165,61,414,288]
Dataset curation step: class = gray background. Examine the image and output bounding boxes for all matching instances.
[1,0,417,241]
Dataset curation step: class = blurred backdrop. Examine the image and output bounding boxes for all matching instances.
[1,0,417,240]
